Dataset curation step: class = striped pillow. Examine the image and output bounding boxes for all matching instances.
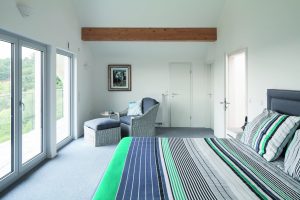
[251,113,300,161]
[240,109,273,146]
[284,130,300,181]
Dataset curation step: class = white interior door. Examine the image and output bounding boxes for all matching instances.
[169,63,191,127]
[209,64,214,130]
[225,50,247,134]
[213,60,226,138]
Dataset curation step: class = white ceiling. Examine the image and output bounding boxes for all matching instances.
[72,0,225,27]
[71,0,225,59]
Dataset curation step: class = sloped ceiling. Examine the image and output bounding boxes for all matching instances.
[71,0,225,59]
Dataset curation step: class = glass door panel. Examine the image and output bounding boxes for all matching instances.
[0,40,13,179]
[56,53,71,144]
[21,46,42,164]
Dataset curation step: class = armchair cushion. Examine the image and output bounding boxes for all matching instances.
[127,100,142,116]
[142,98,159,114]
[120,115,138,125]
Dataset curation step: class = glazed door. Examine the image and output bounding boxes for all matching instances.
[0,33,46,191]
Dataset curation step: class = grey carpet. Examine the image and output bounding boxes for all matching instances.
[1,128,214,200]
[1,139,117,200]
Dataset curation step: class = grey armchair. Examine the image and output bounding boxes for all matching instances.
[117,98,159,137]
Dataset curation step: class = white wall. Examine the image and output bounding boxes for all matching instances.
[210,0,300,137]
[91,49,211,128]
[0,0,95,156]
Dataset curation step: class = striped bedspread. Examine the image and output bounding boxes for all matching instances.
[93,137,300,200]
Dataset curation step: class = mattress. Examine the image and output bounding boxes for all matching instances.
[93,137,300,200]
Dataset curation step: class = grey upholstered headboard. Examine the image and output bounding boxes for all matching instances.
[267,89,300,116]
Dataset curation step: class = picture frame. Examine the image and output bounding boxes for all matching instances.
[108,64,132,91]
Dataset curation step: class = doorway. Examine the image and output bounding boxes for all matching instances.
[56,50,73,148]
[169,62,192,127]
[225,49,247,134]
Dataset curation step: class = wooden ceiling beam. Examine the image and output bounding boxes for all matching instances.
[81,27,217,41]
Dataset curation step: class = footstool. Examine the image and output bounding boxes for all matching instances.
[84,118,121,147]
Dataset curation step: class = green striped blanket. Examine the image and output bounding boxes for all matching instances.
[93,137,300,200]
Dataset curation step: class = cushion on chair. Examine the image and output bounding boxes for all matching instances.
[120,115,138,125]
[84,118,120,130]
[127,100,142,116]
[142,98,158,114]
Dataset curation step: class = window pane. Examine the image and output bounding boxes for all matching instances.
[22,46,42,164]
[0,40,13,178]
[56,53,71,144]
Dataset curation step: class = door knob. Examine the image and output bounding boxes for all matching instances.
[220,101,230,105]
[20,101,25,111]
[220,99,230,111]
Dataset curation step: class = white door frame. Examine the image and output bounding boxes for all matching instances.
[56,49,75,150]
[168,62,192,127]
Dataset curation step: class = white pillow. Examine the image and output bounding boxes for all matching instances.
[127,100,142,116]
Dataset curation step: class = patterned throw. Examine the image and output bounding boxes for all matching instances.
[251,113,300,161]
[93,137,300,200]
[285,130,300,181]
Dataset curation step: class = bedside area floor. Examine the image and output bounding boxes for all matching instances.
[0,127,214,200]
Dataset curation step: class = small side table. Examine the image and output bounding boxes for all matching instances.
[100,111,119,120]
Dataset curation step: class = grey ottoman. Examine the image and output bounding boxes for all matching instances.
[84,118,121,147]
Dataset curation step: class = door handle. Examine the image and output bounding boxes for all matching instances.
[220,101,230,105]
[220,100,230,111]
[171,93,179,96]
[20,101,25,111]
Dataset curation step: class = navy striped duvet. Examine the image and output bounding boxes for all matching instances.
[93,137,300,200]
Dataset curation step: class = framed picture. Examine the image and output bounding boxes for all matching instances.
[108,64,132,91]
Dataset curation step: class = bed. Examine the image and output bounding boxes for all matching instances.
[93,89,300,200]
